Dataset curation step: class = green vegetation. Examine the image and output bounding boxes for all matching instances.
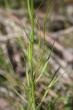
[0,0,73,110]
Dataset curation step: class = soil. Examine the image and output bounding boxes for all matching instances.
[0,98,15,110]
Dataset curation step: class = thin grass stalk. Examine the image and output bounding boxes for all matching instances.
[27,0,36,110]
[36,40,55,83]
[36,66,60,109]
[43,0,54,45]
[38,66,60,108]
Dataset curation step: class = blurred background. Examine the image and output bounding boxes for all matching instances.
[0,0,73,110]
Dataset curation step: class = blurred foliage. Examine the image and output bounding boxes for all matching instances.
[0,0,73,110]
[0,48,6,69]
[0,0,73,9]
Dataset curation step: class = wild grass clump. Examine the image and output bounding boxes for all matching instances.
[0,0,73,110]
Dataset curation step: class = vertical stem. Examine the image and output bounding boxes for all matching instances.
[27,0,36,110]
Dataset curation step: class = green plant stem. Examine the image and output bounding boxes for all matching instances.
[27,0,36,110]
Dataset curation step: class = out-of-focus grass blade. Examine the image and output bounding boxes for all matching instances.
[4,0,11,10]
[36,40,55,83]
[37,66,60,109]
